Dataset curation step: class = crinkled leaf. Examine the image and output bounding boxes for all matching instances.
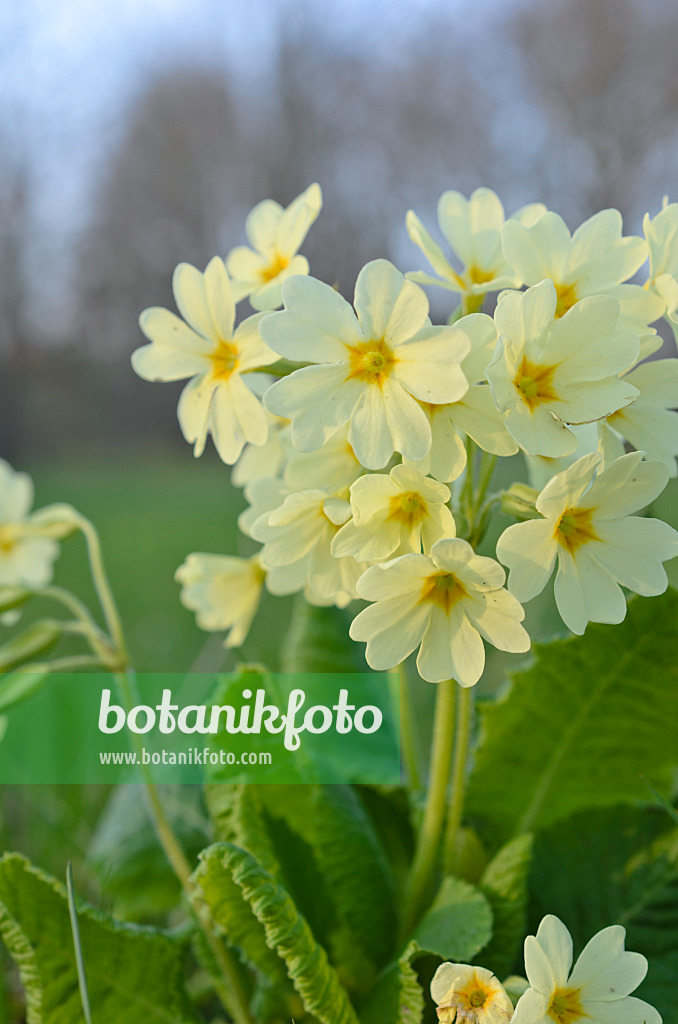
[530,806,678,1020]
[206,782,397,984]
[193,832,288,989]
[478,834,533,979]
[358,942,424,1024]
[468,590,678,845]
[0,853,198,1024]
[196,842,360,1024]
[258,786,397,969]
[412,876,493,962]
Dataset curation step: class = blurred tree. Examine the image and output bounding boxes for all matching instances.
[512,0,678,225]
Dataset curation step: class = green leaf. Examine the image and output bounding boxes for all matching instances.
[196,843,360,1024]
[205,781,281,878]
[257,786,397,969]
[281,596,368,673]
[478,834,533,978]
[194,836,288,989]
[358,942,424,1024]
[467,589,678,845]
[206,782,397,984]
[89,785,209,919]
[412,876,493,962]
[529,806,678,1020]
[0,852,198,1023]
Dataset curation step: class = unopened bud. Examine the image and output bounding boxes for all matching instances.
[0,620,62,672]
[501,483,541,521]
[0,587,33,613]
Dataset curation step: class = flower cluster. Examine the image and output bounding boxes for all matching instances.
[431,915,661,1024]
[129,185,678,685]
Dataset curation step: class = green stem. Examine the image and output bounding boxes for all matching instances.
[390,663,421,791]
[41,586,106,641]
[443,685,474,873]
[461,292,485,315]
[400,679,457,939]
[476,452,497,510]
[75,515,128,665]
[45,655,106,671]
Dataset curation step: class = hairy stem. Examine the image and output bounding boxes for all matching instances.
[400,679,457,939]
[75,515,128,666]
[443,685,474,873]
[390,663,421,791]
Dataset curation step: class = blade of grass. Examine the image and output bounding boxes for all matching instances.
[640,775,678,827]
[66,862,93,1024]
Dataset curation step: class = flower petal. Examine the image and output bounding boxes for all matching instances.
[276,183,322,257]
[265,364,361,452]
[496,518,558,602]
[350,596,430,670]
[134,308,213,381]
[204,256,236,342]
[585,452,669,519]
[592,517,678,594]
[534,915,573,988]
[554,547,626,635]
[568,925,647,1000]
[177,374,215,456]
[416,604,485,686]
[354,259,429,343]
[245,198,283,253]
[395,327,470,403]
[173,262,218,341]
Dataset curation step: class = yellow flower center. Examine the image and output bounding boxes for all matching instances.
[0,525,18,555]
[514,357,558,411]
[548,986,584,1024]
[347,339,396,387]
[210,338,239,381]
[467,989,488,1008]
[467,265,494,285]
[388,491,428,527]
[420,571,467,611]
[554,281,578,318]
[260,252,289,282]
[555,507,598,552]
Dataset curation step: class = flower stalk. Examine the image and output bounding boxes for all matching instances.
[400,677,457,939]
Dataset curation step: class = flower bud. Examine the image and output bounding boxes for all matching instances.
[0,587,33,613]
[500,483,541,521]
[0,621,62,672]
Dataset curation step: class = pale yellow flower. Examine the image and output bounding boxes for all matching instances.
[502,207,663,337]
[226,183,322,310]
[332,464,455,562]
[251,490,364,608]
[406,313,518,482]
[0,460,60,588]
[512,915,661,1024]
[487,280,639,458]
[175,552,265,648]
[407,187,545,299]
[350,537,529,686]
[262,259,470,470]
[497,451,678,634]
[132,257,276,464]
[430,961,513,1024]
